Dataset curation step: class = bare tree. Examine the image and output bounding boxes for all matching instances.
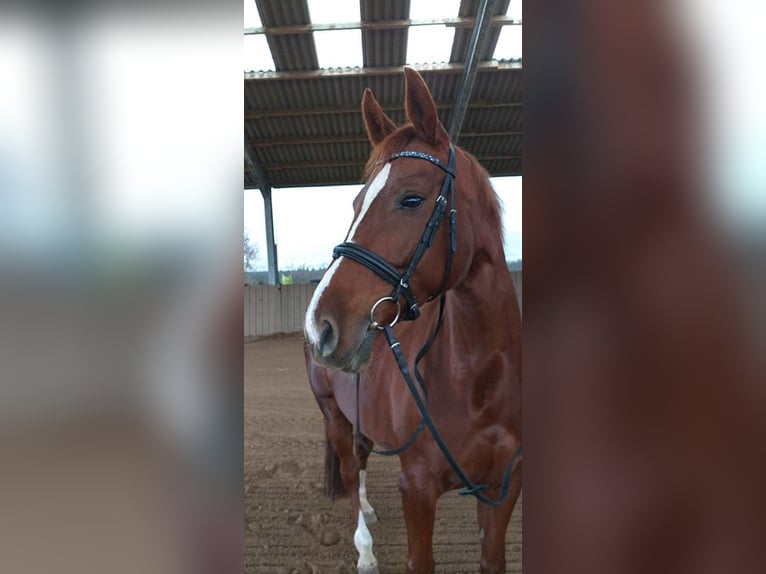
[244,231,259,271]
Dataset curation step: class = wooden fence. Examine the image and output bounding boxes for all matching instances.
[244,283,316,338]
[245,271,521,338]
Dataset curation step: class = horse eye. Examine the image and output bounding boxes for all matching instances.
[399,195,425,210]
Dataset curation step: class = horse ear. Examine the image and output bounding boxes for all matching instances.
[362,88,396,146]
[404,67,449,146]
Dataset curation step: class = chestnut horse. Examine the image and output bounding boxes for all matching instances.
[304,68,522,574]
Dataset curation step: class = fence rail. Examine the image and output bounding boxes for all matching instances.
[245,270,521,338]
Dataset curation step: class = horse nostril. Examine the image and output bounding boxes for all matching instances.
[318,318,338,357]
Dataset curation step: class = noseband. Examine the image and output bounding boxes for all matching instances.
[332,144,457,326]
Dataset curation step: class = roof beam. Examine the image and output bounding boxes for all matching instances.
[245,100,521,120]
[246,170,525,189]
[250,131,522,147]
[244,60,520,82]
[449,0,500,140]
[245,16,521,36]
[245,155,521,172]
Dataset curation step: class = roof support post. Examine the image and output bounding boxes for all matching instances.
[260,185,279,286]
[448,0,499,141]
[245,137,279,285]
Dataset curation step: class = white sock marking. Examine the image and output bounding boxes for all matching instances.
[359,469,375,518]
[354,509,378,570]
[347,163,390,242]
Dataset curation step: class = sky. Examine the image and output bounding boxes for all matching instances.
[244,177,522,271]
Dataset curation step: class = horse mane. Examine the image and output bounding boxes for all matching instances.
[462,147,506,251]
[364,126,506,253]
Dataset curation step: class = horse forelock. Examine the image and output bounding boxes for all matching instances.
[362,126,416,181]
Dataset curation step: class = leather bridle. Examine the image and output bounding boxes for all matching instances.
[332,144,457,328]
[334,142,522,507]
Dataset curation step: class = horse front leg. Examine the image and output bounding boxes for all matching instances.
[476,459,522,574]
[354,433,378,525]
[324,405,379,574]
[399,467,440,574]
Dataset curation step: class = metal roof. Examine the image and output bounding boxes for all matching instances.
[245,0,522,189]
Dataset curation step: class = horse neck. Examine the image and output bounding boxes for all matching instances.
[448,156,514,316]
[430,232,521,415]
[452,241,515,324]
[451,187,514,308]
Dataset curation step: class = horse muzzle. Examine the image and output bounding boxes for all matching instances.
[307,319,376,373]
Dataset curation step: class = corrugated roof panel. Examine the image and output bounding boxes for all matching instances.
[256,0,318,70]
[418,71,460,102]
[450,0,510,63]
[459,133,522,156]
[257,141,370,165]
[481,157,522,175]
[360,0,410,20]
[245,69,519,112]
[269,166,366,187]
[471,69,522,100]
[360,0,410,68]
[247,76,371,110]
[362,29,408,68]
[266,34,318,71]
[462,105,522,132]
[247,113,364,140]
[246,0,523,187]
[360,74,406,105]
[256,0,311,26]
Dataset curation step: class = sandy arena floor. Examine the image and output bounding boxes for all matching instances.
[245,335,521,573]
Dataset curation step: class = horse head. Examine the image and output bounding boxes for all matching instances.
[304,68,486,372]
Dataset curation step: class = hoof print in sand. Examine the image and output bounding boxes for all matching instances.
[294,512,342,546]
[319,526,341,546]
[264,459,307,478]
[293,561,352,574]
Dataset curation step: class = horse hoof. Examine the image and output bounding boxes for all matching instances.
[363,509,378,526]
[358,566,379,574]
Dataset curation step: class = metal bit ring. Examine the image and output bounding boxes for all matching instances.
[369,296,401,330]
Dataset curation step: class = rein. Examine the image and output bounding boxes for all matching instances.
[381,324,523,507]
[338,144,521,507]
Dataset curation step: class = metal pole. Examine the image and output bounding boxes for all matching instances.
[448,0,499,141]
[245,137,279,285]
[260,185,279,285]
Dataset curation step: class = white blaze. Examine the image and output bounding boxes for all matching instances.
[347,163,390,242]
[304,256,342,345]
[304,164,391,345]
